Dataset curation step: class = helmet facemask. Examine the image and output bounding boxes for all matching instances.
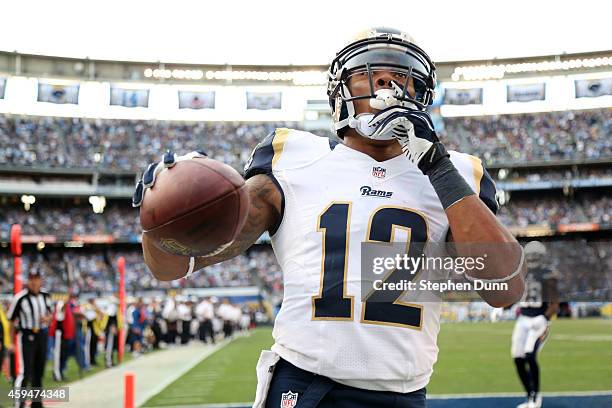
[327,32,436,140]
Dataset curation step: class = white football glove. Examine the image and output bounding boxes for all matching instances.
[366,107,448,174]
[132,150,207,207]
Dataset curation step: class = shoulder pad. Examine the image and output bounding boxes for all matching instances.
[244,128,335,179]
[449,151,499,214]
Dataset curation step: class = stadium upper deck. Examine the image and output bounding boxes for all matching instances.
[1,50,610,84]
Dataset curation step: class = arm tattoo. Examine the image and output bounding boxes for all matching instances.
[194,174,280,269]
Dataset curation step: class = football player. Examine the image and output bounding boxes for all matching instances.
[134,28,525,407]
[512,241,559,408]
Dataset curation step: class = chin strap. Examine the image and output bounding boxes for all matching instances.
[335,81,417,140]
[334,83,357,133]
[185,256,196,278]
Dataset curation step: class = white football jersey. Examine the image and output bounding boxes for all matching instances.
[195,300,214,320]
[244,128,497,393]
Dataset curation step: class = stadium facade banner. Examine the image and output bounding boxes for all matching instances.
[507,225,554,237]
[37,82,80,104]
[575,77,612,98]
[178,91,215,109]
[507,83,546,102]
[21,234,115,244]
[110,86,149,108]
[442,88,483,105]
[0,77,5,99]
[246,91,282,110]
[556,223,600,233]
[21,235,58,244]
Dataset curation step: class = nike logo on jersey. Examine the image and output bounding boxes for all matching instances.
[360,185,393,198]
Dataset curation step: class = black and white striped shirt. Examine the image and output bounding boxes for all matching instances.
[7,289,52,331]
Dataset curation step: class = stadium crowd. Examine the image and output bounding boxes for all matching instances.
[444,108,612,164]
[0,204,140,239]
[1,237,610,302]
[0,109,610,171]
[111,247,282,294]
[495,167,612,183]
[549,240,611,301]
[1,195,609,243]
[0,116,293,172]
[0,240,609,301]
[0,247,282,295]
[497,195,611,227]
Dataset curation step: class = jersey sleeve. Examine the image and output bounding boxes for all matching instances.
[450,151,499,215]
[243,131,281,179]
[7,295,21,321]
[242,128,291,235]
[243,129,335,236]
[243,128,294,179]
[244,128,335,179]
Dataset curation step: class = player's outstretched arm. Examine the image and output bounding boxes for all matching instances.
[142,174,281,281]
[445,196,524,307]
[395,110,524,307]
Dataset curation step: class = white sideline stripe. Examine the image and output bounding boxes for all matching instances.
[137,338,235,407]
[428,390,612,399]
[552,334,612,342]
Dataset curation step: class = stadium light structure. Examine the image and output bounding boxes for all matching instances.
[89,195,106,214]
[497,190,508,206]
[20,194,35,211]
[451,56,612,81]
[143,67,327,85]
[144,68,204,80]
[204,69,327,84]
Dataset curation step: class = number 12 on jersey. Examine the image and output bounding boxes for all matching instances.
[312,202,429,330]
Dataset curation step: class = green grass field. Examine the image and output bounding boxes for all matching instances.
[143,318,612,406]
[429,319,612,393]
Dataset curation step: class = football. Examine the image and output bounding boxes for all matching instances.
[139,157,250,257]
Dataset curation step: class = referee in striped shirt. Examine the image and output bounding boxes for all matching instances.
[7,270,52,408]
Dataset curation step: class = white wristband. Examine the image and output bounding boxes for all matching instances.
[185,256,196,278]
[464,247,525,284]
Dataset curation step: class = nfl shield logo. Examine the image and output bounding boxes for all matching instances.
[280,391,298,408]
[372,166,386,179]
